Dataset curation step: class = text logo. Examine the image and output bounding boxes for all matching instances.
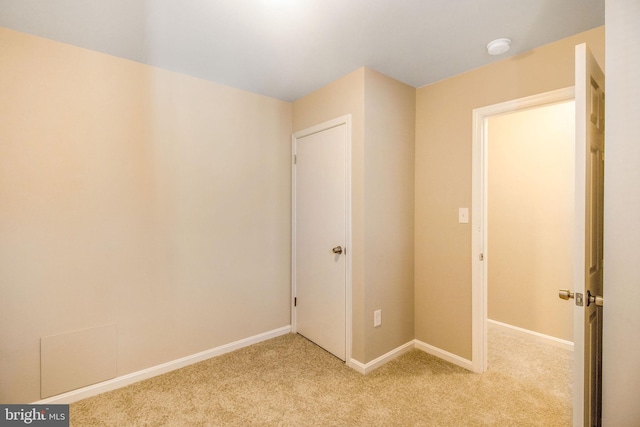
[0,405,69,426]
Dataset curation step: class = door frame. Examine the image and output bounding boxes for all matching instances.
[291,114,353,364]
[470,86,575,373]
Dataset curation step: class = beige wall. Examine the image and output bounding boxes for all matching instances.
[292,68,415,363]
[487,102,574,341]
[0,28,292,403]
[603,0,640,424]
[415,26,605,359]
[363,69,415,361]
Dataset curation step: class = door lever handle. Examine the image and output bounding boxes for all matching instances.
[332,246,343,255]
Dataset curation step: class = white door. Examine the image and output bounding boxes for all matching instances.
[293,120,348,361]
[573,42,605,427]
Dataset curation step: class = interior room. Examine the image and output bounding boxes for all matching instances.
[1,1,638,425]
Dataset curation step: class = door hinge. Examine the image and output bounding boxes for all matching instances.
[294,155,297,165]
[479,253,484,261]
[294,297,297,307]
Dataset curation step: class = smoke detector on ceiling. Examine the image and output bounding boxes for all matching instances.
[487,38,511,55]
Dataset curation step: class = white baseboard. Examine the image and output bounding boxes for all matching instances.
[38,323,565,404]
[349,340,414,374]
[414,339,474,371]
[34,326,291,404]
[349,339,475,375]
[488,319,574,351]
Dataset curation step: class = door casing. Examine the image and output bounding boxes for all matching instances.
[471,86,575,373]
[291,114,353,364]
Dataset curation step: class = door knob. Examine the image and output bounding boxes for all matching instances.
[587,290,604,307]
[558,289,574,300]
[332,246,343,255]
[559,289,584,306]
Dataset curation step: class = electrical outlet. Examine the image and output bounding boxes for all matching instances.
[374,309,382,327]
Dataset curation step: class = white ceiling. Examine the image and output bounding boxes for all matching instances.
[0,0,604,102]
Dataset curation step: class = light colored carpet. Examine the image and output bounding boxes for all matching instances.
[71,327,572,426]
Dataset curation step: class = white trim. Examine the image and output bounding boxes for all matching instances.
[291,131,297,332]
[34,326,291,404]
[291,115,353,363]
[292,116,351,139]
[471,105,488,374]
[349,341,414,374]
[471,87,575,375]
[488,319,574,351]
[414,340,475,371]
[350,339,477,375]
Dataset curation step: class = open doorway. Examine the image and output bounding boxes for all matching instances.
[483,100,575,408]
[486,100,575,344]
[471,87,576,374]
[472,88,575,417]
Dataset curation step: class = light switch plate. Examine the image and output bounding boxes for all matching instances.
[459,208,469,224]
